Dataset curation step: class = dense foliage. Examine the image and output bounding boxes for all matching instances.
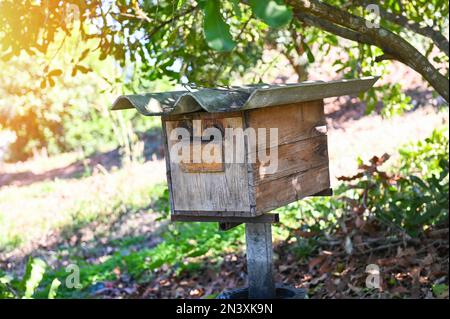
[0,46,115,160]
[0,32,167,161]
[340,128,449,236]
[1,1,448,88]
[0,0,448,160]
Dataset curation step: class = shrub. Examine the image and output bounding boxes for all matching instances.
[0,257,60,299]
[339,128,449,236]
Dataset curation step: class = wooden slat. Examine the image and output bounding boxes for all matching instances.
[251,135,329,185]
[178,141,224,173]
[242,111,257,214]
[163,110,244,121]
[255,165,330,214]
[161,118,176,216]
[171,213,279,223]
[245,100,326,149]
[172,209,256,217]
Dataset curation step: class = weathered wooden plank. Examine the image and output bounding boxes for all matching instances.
[172,208,260,218]
[162,99,330,218]
[161,118,176,216]
[167,117,226,173]
[178,141,224,173]
[165,116,252,214]
[245,100,326,149]
[163,110,244,121]
[255,165,330,214]
[242,111,257,213]
[251,135,329,185]
[171,213,279,223]
[245,223,275,299]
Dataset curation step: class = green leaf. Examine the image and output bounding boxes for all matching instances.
[410,175,428,189]
[48,278,61,299]
[248,0,292,28]
[203,0,235,52]
[20,257,46,299]
[325,35,338,46]
[176,0,186,10]
[432,284,449,298]
[303,41,315,63]
[230,0,242,18]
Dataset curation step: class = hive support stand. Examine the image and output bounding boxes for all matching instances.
[217,220,307,299]
[245,222,276,299]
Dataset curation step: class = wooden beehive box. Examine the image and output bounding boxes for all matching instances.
[112,77,378,224]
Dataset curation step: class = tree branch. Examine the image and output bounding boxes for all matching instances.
[144,6,198,40]
[353,0,449,57]
[374,53,398,62]
[295,12,406,64]
[296,12,376,47]
[287,0,449,103]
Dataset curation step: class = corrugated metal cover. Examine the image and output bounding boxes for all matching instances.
[111,76,379,116]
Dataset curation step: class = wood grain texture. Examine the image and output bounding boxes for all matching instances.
[242,111,257,213]
[171,213,279,223]
[245,223,275,298]
[245,100,326,149]
[255,165,330,214]
[251,135,329,185]
[178,141,224,173]
[167,117,226,173]
[172,209,255,218]
[165,116,252,214]
[163,110,244,121]
[161,118,176,216]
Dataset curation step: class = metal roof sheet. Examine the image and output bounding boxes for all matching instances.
[111,76,379,116]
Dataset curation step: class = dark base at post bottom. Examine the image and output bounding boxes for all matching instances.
[217,284,307,299]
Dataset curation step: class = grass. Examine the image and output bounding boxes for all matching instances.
[1,192,376,298]
[50,223,244,297]
[2,191,360,298]
[0,162,167,255]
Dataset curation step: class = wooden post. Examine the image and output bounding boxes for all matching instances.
[245,223,276,299]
